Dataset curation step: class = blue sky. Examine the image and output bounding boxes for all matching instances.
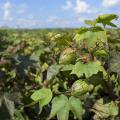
[0,0,120,28]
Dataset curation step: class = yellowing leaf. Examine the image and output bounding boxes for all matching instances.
[92,99,119,119]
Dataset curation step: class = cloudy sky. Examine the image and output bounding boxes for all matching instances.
[0,0,120,28]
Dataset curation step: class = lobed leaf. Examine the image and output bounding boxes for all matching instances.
[31,88,52,107]
[74,31,107,49]
[71,61,104,78]
[69,96,83,120]
[49,94,69,119]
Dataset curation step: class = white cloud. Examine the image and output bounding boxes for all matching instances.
[48,16,58,22]
[102,0,120,7]
[16,18,41,28]
[62,0,97,14]
[78,17,86,23]
[74,0,89,13]
[47,16,75,27]
[47,16,62,26]
[62,0,72,10]
[2,1,13,21]
[1,1,29,22]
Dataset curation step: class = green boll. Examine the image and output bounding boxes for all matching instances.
[59,48,76,64]
[71,80,93,96]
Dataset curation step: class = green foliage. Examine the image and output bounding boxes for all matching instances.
[0,14,120,120]
[74,31,107,49]
[49,94,69,120]
[49,95,83,120]
[96,14,119,27]
[14,110,25,120]
[109,51,120,78]
[71,61,104,78]
[84,19,97,27]
[85,14,119,28]
[0,94,15,120]
[47,64,62,80]
[94,50,108,58]
[69,96,82,120]
[31,88,52,107]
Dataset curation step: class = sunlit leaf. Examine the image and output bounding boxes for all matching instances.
[71,61,104,78]
[31,88,52,107]
[84,19,97,26]
[74,31,107,49]
[96,14,119,27]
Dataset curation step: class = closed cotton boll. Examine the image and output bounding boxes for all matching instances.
[59,48,76,64]
[71,80,93,96]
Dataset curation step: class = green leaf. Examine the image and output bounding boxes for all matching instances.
[52,33,71,48]
[69,96,82,120]
[109,51,120,78]
[32,47,45,58]
[14,110,25,120]
[96,14,119,27]
[31,88,52,107]
[61,64,74,71]
[71,61,104,78]
[47,64,62,80]
[97,14,118,22]
[77,27,88,34]
[84,19,97,27]
[89,26,104,32]
[49,94,69,119]
[107,22,117,27]
[0,95,15,120]
[74,31,107,49]
[3,96,15,118]
[57,102,69,120]
[94,50,109,58]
